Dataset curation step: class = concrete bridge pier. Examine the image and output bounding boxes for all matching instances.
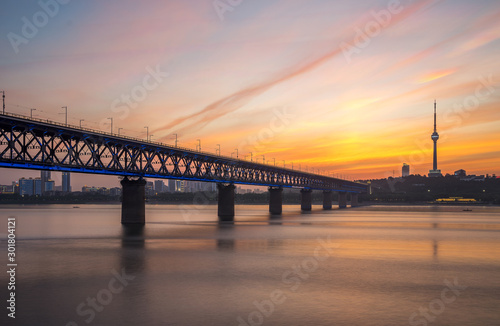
[269,187,283,215]
[338,192,347,209]
[301,189,312,211]
[351,193,359,207]
[217,183,235,221]
[121,177,146,225]
[323,191,333,210]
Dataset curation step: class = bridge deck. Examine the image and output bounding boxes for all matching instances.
[0,113,366,193]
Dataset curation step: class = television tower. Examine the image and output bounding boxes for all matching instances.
[428,100,442,177]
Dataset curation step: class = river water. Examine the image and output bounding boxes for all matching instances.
[1,204,499,326]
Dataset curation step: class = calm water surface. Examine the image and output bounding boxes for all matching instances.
[1,204,499,326]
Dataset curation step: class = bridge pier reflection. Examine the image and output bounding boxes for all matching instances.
[323,191,333,210]
[301,189,312,211]
[121,177,146,225]
[217,183,235,221]
[338,192,347,209]
[269,187,283,215]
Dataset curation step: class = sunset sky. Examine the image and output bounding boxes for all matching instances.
[1,0,499,188]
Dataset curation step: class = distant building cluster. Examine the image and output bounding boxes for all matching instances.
[0,170,72,196]
[146,179,217,196]
[398,163,496,181]
[1,172,269,197]
[452,169,495,181]
[81,186,122,196]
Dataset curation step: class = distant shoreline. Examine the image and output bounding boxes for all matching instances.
[0,201,498,207]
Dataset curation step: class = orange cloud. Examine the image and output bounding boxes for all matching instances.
[418,68,457,84]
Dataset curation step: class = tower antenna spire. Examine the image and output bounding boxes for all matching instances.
[434,99,437,132]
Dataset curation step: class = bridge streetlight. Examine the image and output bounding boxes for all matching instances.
[234,149,238,159]
[1,90,5,114]
[172,134,178,147]
[30,108,36,118]
[107,117,113,134]
[197,139,201,152]
[283,160,285,168]
[291,162,293,170]
[79,119,84,128]
[273,158,276,166]
[61,106,67,125]
[249,152,253,162]
[216,144,221,156]
[144,126,149,141]
[261,155,265,164]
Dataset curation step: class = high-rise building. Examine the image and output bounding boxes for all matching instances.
[168,179,175,192]
[146,181,154,196]
[41,170,51,193]
[402,163,410,177]
[428,100,443,177]
[12,181,19,194]
[34,178,42,195]
[175,180,185,192]
[154,180,164,194]
[46,180,55,192]
[19,177,34,196]
[62,172,71,192]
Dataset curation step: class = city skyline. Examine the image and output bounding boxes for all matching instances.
[1,0,499,187]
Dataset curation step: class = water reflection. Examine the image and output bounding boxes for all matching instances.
[4,205,500,325]
[216,222,235,251]
[433,240,439,258]
[269,212,282,220]
[120,224,146,273]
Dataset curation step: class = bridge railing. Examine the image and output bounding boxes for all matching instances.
[1,111,351,180]
[1,112,370,195]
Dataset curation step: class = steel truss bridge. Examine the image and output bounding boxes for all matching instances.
[0,113,366,193]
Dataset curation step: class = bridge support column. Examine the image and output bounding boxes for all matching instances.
[269,187,283,215]
[217,184,235,221]
[323,191,333,210]
[301,189,312,211]
[121,177,146,225]
[351,193,359,207]
[338,192,347,209]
